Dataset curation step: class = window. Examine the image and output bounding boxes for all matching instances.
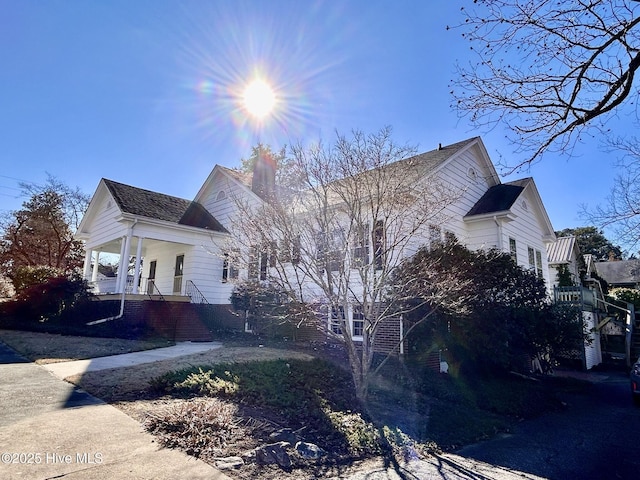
[216,190,226,201]
[528,246,544,278]
[330,305,345,334]
[248,246,270,281]
[173,254,184,294]
[509,237,517,263]
[317,229,344,272]
[280,236,301,265]
[535,250,543,278]
[221,250,239,283]
[373,220,385,270]
[352,305,365,337]
[528,247,535,270]
[352,223,370,267]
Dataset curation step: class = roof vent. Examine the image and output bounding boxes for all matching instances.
[438,143,442,150]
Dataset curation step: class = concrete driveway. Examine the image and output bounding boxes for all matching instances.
[0,341,229,480]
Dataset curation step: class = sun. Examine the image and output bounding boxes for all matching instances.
[242,79,276,119]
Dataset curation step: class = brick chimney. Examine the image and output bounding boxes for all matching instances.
[251,148,276,200]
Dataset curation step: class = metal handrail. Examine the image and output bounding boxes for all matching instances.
[186,280,209,304]
[146,279,165,301]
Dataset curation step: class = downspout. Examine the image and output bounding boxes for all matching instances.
[87,219,137,326]
[493,216,503,250]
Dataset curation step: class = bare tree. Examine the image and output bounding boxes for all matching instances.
[229,128,468,401]
[582,135,640,251]
[450,0,640,169]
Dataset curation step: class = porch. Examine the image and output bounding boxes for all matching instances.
[89,277,211,304]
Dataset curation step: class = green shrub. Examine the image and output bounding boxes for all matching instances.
[11,265,62,294]
[150,358,373,454]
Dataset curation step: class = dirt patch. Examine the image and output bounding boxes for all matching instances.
[0,329,173,364]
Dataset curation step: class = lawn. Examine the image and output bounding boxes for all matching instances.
[0,329,173,364]
[0,329,591,479]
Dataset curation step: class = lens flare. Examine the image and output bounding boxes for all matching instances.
[242,79,276,119]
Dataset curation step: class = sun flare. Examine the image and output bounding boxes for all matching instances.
[242,79,276,119]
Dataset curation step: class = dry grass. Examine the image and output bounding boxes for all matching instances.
[0,329,173,364]
[66,347,315,402]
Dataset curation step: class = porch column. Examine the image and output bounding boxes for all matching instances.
[132,237,144,294]
[91,251,101,282]
[82,249,92,280]
[116,235,128,293]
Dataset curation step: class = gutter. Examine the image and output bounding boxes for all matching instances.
[86,219,137,326]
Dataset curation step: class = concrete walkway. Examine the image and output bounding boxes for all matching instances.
[0,341,229,480]
[42,341,222,379]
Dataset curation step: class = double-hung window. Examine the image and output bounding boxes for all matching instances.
[509,237,517,263]
[222,249,240,283]
[528,246,544,278]
[352,223,370,267]
[330,305,345,334]
[248,246,269,281]
[352,305,365,338]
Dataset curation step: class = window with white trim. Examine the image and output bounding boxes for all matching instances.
[373,220,385,270]
[528,246,544,278]
[330,305,345,335]
[352,223,370,267]
[352,305,365,338]
[222,249,239,283]
[509,237,517,263]
[317,229,344,272]
[248,246,270,281]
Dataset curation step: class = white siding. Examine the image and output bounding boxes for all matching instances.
[435,146,500,244]
[80,188,128,251]
[583,312,603,370]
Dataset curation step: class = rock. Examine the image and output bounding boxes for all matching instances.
[254,441,292,468]
[295,441,326,460]
[214,456,244,470]
[269,428,298,444]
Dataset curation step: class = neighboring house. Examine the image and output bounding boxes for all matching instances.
[548,236,603,369]
[593,259,640,289]
[547,235,582,288]
[76,137,557,350]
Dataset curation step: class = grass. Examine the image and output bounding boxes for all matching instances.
[0,329,173,364]
[0,329,594,477]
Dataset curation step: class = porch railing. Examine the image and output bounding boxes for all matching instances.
[146,279,165,301]
[185,280,209,304]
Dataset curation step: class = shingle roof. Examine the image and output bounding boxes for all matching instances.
[594,260,640,286]
[547,236,578,264]
[407,137,480,174]
[464,178,530,217]
[103,179,227,232]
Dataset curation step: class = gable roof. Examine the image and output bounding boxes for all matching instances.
[547,236,578,265]
[465,180,526,217]
[103,179,227,232]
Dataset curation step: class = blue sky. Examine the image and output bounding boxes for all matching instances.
[0,1,629,248]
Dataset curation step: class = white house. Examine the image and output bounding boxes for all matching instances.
[76,137,557,345]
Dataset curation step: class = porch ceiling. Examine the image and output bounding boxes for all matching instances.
[90,237,189,256]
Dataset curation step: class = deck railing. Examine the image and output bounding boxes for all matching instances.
[554,285,596,310]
